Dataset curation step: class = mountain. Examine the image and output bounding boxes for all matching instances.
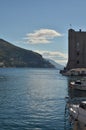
[0,39,55,68]
[47,59,64,70]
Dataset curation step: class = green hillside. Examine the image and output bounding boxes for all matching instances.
[0,39,54,68]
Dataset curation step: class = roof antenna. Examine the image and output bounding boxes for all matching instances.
[70,24,72,29]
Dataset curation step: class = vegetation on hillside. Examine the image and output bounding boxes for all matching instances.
[0,39,54,68]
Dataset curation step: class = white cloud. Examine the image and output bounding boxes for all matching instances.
[35,50,68,65]
[24,29,62,44]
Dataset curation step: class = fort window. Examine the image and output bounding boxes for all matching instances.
[76,42,80,51]
[77,52,80,56]
[77,42,79,46]
[77,60,79,64]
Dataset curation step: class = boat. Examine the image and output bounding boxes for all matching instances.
[68,100,86,124]
[70,78,86,91]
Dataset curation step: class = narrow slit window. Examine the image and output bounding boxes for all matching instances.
[77,60,79,64]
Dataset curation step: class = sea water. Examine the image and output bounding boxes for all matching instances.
[0,68,74,130]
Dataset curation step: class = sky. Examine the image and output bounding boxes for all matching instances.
[0,0,86,65]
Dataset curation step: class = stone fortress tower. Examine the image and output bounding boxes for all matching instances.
[66,28,86,70]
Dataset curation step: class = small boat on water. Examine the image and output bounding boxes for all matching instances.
[68,100,86,124]
[70,78,86,91]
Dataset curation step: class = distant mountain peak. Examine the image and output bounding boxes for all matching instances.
[46,59,64,69]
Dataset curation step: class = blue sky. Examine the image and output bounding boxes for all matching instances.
[0,0,86,65]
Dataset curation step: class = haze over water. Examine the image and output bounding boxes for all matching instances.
[0,68,73,130]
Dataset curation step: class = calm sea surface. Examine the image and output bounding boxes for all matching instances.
[0,68,73,130]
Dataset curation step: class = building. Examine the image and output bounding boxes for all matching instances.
[60,28,86,75]
[66,28,86,70]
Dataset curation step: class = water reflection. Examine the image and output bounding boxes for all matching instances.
[67,76,86,99]
[65,76,86,129]
[0,68,68,130]
[68,87,86,98]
